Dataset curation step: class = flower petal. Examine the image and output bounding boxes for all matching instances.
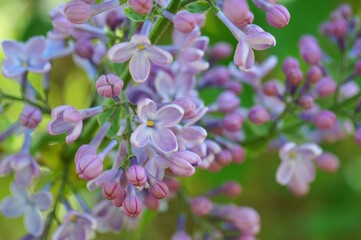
[181,126,207,147]
[71,225,86,240]
[1,197,26,217]
[25,207,44,237]
[27,57,51,74]
[47,119,73,135]
[1,40,24,60]
[279,142,296,161]
[137,98,157,122]
[2,59,26,78]
[130,123,150,148]
[154,104,184,127]
[145,46,173,65]
[129,51,151,82]
[245,32,276,50]
[25,37,46,58]
[52,224,70,240]
[234,40,249,67]
[276,161,294,185]
[297,143,322,161]
[66,121,83,144]
[107,42,135,63]
[150,127,178,153]
[15,167,34,187]
[239,47,254,72]
[33,191,53,211]
[295,159,315,183]
[0,156,13,176]
[154,71,175,101]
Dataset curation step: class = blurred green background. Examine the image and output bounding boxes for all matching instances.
[1,0,361,239]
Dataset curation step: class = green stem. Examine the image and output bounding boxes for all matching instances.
[120,92,134,169]
[0,92,51,114]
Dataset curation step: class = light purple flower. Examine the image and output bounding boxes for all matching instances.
[92,200,124,233]
[276,142,322,186]
[108,34,173,82]
[52,211,96,240]
[131,98,184,153]
[47,105,104,144]
[0,183,53,237]
[1,37,51,78]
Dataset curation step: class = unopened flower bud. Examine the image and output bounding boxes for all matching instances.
[222,112,243,132]
[266,5,290,28]
[298,95,314,110]
[263,81,279,96]
[126,165,147,186]
[81,0,95,3]
[75,38,94,59]
[315,76,336,98]
[315,153,339,172]
[331,19,348,38]
[173,97,197,119]
[307,65,323,83]
[339,4,351,18]
[174,11,196,33]
[299,35,322,64]
[217,91,240,113]
[248,106,270,125]
[76,154,103,180]
[106,10,125,30]
[169,150,200,177]
[150,181,169,199]
[282,57,299,73]
[314,110,336,130]
[96,74,124,98]
[123,195,142,217]
[75,145,97,164]
[223,0,254,28]
[112,189,127,207]
[190,197,212,216]
[286,68,303,86]
[64,0,91,24]
[145,193,160,210]
[226,81,243,94]
[211,42,233,60]
[102,181,121,200]
[129,0,153,15]
[231,145,246,164]
[216,150,233,166]
[164,178,180,192]
[222,181,242,196]
[19,106,42,128]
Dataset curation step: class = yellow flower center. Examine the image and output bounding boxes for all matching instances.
[289,151,296,159]
[147,120,154,127]
[22,61,28,67]
[70,215,77,222]
[137,44,145,51]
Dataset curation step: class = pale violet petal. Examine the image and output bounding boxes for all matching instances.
[154,104,184,128]
[129,51,150,83]
[1,197,26,217]
[25,208,44,237]
[181,126,207,147]
[130,124,150,148]
[33,191,53,211]
[276,161,294,185]
[145,46,173,65]
[107,42,135,63]
[150,127,178,153]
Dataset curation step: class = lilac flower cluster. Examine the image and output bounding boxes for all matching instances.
[0,0,360,239]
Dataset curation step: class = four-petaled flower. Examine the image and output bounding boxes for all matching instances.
[276,142,322,186]
[1,37,51,78]
[108,34,173,83]
[0,183,53,237]
[131,98,184,153]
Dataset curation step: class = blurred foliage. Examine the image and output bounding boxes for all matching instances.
[1,0,361,239]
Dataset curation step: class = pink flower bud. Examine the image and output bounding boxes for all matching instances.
[266,5,290,28]
[81,0,95,4]
[355,60,361,76]
[263,81,279,96]
[75,145,97,164]
[64,0,91,24]
[106,10,125,30]
[314,110,336,130]
[211,42,233,60]
[129,0,153,15]
[226,81,243,94]
[216,150,233,166]
[173,97,197,119]
[209,160,222,172]
[102,181,121,200]
[315,152,339,173]
[298,95,314,110]
[331,19,348,38]
[96,74,124,98]
[306,65,323,83]
[339,4,352,18]
[150,181,169,199]
[299,35,322,64]
[145,193,160,210]
[19,106,42,128]
[126,165,147,186]
[76,154,103,180]
[248,106,270,125]
[75,38,94,59]
[231,145,246,164]
[205,66,231,86]
[223,0,254,28]
[282,57,299,73]
[222,181,242,197]
[174,11,196,33]
[217,91,240,113]
[123,195,142,217]
[190,197,212,216]
[63,107,82,122]
[164,178,180,192]
[112,189,127,207]
[169,150,200,177]
[286,68,303,86]
[222,112,243,132]
[315,76,337,98]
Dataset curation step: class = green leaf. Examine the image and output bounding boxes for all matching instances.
[120,0,128,4]
[185,1,211,13]
[124,7,147,22]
